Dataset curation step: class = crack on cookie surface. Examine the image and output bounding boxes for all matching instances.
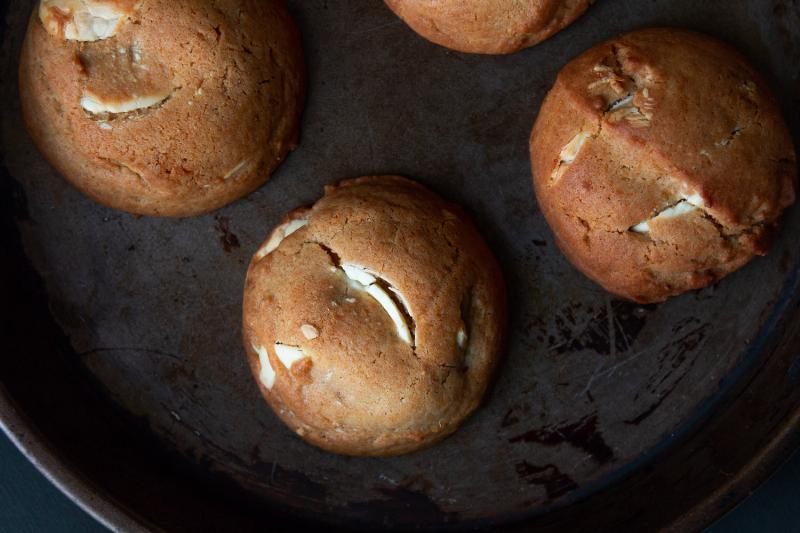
[98,156,150,188]
[298,240,418,349]
[715,126,743,147]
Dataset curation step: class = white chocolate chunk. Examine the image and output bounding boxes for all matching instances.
[256,219,309,259]
[39,0,140,42]
[551,132,591,183]
[131,42,142,63]
[365,284,412,345]
[274,343,307,369]
[559,132,590,164]
[457,328,468,349]
[342,264,377,286]
[631,192,705,233]
[283,219,309,238]
[683,193,704,207]
[253,344,275,389]
[80,89,172,114]
[340,264,413,344]
[300,324,319,340]
[223,159,250,181]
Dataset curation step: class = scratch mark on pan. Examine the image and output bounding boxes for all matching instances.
[350,20,404,34]
[606,296,616,359]
[77,346,184,361]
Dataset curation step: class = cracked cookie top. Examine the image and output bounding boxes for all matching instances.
[384,0,594,55]
[19,0,305,217]
[242,176,507,456]
[531,28,796,303]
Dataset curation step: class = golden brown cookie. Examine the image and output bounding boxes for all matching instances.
[19,0,305,217]
[242,176,507,456]
[384,0,594,55]
[531,28,796,303]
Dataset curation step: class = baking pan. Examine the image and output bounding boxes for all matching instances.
[2,0,800,531]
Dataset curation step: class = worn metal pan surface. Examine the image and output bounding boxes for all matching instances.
[2,0,800,531]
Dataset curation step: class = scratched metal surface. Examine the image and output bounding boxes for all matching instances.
[1,0,799,529]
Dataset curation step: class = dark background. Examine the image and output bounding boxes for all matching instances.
[0,431,797,532]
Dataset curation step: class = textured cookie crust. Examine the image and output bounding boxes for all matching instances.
[531,28,796,303]
[242,176,506,456]
[20,0,305,217]
[384,0,594,55]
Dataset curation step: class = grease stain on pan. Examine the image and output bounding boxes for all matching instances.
[515,461,578,500]
[626,320,708,425]
[501,407,522,428]
[509,413,615,465]
[254,461,329,502]
[347,485,458,525]
[213,215,241,253]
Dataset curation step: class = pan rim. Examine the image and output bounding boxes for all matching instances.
[0,388,149,533]
[1,354,798,532]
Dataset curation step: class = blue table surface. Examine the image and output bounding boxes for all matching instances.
[0,430,797,532]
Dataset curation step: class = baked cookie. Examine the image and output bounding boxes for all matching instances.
[384,0,594,55]
[242,176,506,456]
[19,0,305,217]
[531,28,796,303]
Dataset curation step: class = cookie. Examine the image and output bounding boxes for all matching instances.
[19,0,305,217]
[530,28,796,303]
[384,0,594,55]
[242,176,506,456]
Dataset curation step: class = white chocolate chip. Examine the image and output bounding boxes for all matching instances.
[457,328,468,349]
[631,192,705,233]
[256,219,309,259]
[341,264,377,286]
[274,343,307,369]
[223,159,250,181]
[131,42,142,63]
[80,89,172,114]
[559,132,590,164]
[340,264,413,344]
[300,324,319,340]
[39,0,140,42]
[365,284,412,344]
[683,193,704,207]
[253,344,275,389]
[551,132,591,183]
[283,219,309,238]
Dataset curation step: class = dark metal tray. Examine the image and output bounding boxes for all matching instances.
[2,0,799,531]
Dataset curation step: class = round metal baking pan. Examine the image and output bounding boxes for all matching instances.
[2,0,799,531]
